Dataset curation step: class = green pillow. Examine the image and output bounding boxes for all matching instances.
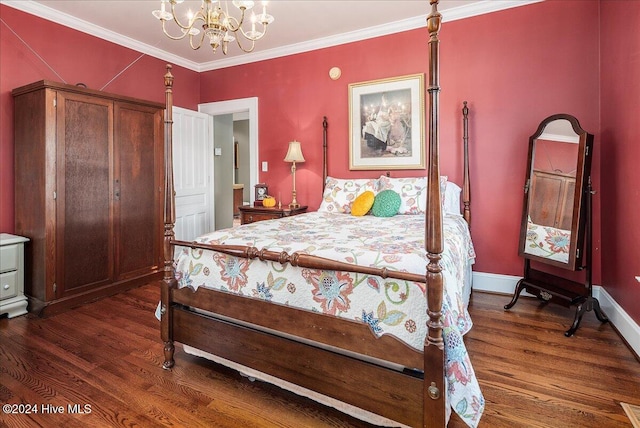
[371,190,401,217]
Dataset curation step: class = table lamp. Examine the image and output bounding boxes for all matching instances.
[284,140,305,208]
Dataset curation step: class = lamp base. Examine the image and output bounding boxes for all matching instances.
[289,202,300,209]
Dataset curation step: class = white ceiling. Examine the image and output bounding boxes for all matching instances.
[2,0,540,72]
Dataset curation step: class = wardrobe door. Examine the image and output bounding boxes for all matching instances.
[56,91,114,298]
[113,102,163,280]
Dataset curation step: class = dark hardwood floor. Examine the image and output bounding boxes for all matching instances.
[1,283,638,427]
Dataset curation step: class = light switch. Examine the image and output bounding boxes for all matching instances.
[214,147,222,156]
[262,161,268,172]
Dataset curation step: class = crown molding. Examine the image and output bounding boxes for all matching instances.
[199,0,542,71]
[2,0,543,73]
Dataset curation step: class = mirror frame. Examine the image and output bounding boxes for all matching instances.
[518,114,593,271]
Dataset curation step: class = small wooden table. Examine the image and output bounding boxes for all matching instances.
[239,205,308,225]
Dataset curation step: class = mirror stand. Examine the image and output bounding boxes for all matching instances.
[505,180,608,336]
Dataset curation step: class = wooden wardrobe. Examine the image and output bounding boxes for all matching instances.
[13,81,164,316]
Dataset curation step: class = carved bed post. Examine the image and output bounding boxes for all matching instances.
[161,64,176,370]
[322,116,328,192]
[424,1,446,427]
[462,101,471,225]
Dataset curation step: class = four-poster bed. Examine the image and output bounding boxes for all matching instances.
[159,1,483,426]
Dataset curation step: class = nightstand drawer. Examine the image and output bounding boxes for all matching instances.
[0,271,17,300]
[0,244,18,273]
[243,212,278,224]
[239,206,308,225]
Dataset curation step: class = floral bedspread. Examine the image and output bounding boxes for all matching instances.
[174,211,484,427]
[524,220,571,263]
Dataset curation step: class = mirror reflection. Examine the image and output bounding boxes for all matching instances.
[519,114,591,270]
[524,119,579,264]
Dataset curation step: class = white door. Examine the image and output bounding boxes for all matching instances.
[172,107,214,241]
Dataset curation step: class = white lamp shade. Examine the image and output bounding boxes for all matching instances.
[284,140,305,163]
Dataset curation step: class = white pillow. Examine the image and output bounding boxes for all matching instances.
[378,175,448,214]
[444,181,462,215]
[318,177,380,214]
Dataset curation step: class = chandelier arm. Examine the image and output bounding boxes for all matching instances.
[169,2,205,31]
[235,38,255,53]
[189,31,206,50]
[236,23,269,41]
[161,19,192,41]
[224,14,245,32]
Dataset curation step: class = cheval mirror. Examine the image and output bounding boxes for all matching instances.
[504,114,608,336]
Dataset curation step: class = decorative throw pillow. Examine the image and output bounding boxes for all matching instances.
[318,177,380,214]
[351,191,375,216]
[371,190,401,217]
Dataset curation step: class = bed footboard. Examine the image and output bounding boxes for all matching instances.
[173,301,425,427]
[172,285,424,368]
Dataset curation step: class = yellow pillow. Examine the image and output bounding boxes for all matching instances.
[351,191,375,216]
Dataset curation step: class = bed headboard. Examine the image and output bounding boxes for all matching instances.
[319,103,471,225]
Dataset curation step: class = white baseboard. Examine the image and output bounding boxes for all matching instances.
[472,271,526,296]
[472,271,640,357]
[594,286,640,358]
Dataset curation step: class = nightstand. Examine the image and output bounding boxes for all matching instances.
[0,233,29,318]
[239,205,308,225]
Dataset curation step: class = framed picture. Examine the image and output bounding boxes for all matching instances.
[349,74,425,170]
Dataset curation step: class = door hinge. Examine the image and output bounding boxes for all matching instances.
[576,248,580,258]
[53,98,57,107]
[53,191,57,200]
[53,283,57,293]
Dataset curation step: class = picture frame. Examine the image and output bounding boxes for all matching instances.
[349,74,425,170]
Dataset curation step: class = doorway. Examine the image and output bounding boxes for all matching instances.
[199,98,259,230]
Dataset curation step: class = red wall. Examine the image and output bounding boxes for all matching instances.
[600,1,640,322]
[0,5,200,233]
[199,1,601,280]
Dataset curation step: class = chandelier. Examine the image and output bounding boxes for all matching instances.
[152,0,274,54]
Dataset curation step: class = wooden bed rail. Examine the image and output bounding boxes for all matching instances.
[171,239,426,284]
